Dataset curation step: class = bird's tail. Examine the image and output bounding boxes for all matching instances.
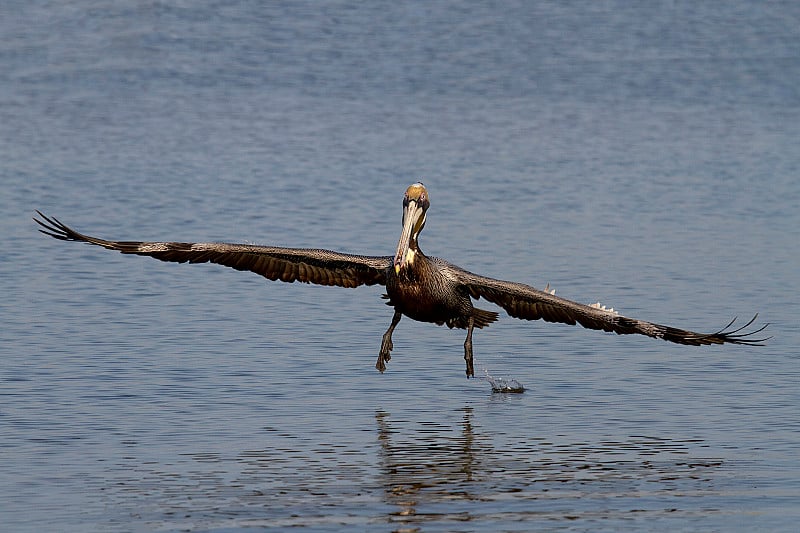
[447,307,499,329]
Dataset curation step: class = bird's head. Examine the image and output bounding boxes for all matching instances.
[394,182,430,274]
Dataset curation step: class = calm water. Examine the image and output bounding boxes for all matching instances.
[2,1,799,531]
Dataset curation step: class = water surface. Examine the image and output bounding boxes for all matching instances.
[2,1,799,531]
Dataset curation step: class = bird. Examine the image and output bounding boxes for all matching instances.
[35,182,768,377]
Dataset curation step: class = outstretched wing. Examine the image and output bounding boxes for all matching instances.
[443,263,768,346]
[35,211,391,288]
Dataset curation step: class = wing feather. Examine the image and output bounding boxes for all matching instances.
[35,212,390,288]
[443,262,768,346]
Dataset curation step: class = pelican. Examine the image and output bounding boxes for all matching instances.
[35,182,767,377]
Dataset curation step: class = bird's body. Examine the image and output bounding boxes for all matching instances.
[386,254,491,327]
[35,182,767,377]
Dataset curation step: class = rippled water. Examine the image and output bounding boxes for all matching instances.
[2,1,799,531]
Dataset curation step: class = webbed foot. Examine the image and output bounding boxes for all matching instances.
[376,335,393,372]
[464,316,475,378]
[376,310,402,373]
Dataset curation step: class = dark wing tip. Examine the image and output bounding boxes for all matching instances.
[34,211,76,241]
[699,314,770,346]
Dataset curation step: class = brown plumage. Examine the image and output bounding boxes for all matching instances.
[34,182,768,377]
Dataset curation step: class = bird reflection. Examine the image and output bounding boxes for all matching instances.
[374,407,490,523]
[373,409,723,527]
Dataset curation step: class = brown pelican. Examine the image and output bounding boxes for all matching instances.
[35,182,767,377]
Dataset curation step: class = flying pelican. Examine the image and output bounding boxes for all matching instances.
[35,182,767,377]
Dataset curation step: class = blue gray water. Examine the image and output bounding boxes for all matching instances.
[2,1,799,531]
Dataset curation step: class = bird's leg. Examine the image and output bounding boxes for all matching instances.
[377,310,402,372]
[464,315,475,378]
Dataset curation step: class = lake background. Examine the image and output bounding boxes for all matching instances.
[1,1,799,531]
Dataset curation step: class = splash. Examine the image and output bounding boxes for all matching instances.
[481,368,525,393]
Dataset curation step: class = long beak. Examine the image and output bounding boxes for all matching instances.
[394,200,425,274]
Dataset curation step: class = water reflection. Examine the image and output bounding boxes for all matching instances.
[375,408,487,522]
[374,408,724,529]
